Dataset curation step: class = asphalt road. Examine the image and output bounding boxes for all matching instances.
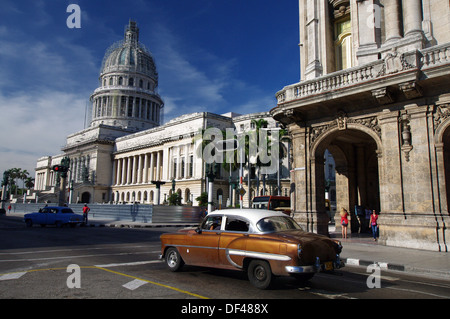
[1,214,450,308]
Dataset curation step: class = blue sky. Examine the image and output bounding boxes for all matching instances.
[0,0,300,177]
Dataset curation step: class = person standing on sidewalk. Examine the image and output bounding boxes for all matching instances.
[82,204,90,225]
[340,208,349,239]
[369,210,379,241]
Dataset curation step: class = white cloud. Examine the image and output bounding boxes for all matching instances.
[0,90,87,174]
[0,26,94,175]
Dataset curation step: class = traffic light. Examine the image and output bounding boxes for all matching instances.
[52,165,68,173]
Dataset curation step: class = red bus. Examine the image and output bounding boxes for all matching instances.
[251,196,291,215]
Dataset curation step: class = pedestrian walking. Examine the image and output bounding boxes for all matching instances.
[340,207,349,239]
[369,210,379,241]
[7,204,11,213]
[82,204,90,225]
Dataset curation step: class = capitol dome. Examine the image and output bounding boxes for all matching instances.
[100,21,158,81]
[90,21,164,132]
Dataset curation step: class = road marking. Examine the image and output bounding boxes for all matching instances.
[310,291,358,299]
[95,260,161,268]
[385,286,450,299]
[0,252,152,262]
[0,245,157,255]
[123,279,148,290]
[96,266,209,299]
[0,272,27,281]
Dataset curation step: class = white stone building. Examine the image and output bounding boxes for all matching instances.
[34,21,290,207]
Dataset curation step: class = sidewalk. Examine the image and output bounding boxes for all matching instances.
[329,225,450,280]
[4,213,450,280]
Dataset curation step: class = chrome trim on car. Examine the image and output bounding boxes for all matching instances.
[227,249,292,261]
[285,265,317,273]
[285,254,345,274]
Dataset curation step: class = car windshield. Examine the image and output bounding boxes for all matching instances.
[256,216,302,233]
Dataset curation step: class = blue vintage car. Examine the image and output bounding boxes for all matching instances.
[24,206,83,228]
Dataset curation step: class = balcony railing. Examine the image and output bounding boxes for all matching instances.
[276,43,450,105]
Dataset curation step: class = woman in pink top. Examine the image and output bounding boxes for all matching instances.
[370,210,379,241]
[340,208,349,239]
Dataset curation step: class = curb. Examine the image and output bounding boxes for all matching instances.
[101,223,198,229]
[343,257,405,272]
[343,257,450,279]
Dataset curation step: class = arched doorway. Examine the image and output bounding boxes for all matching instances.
[313,128,381,234]
[81,192,91,203]
[441,126,450,212]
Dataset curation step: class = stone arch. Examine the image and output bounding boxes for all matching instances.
[434,117,450,213]
[185,188,191,204]
[309,125,381,234]
[311,122,382,158]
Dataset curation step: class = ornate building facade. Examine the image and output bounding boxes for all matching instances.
[271,0,450,251]
[34,21,290,209]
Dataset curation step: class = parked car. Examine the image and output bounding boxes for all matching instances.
[160,209,344,289]
[24,206,83,228]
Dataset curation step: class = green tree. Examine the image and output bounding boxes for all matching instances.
[167,192,182,206]
[195,192,208,207]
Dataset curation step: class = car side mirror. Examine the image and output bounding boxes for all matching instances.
[195,227,202,234]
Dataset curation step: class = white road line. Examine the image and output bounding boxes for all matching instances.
[95,260,161,268]
[0,272,27,281]
[122,279,148,290]
[0,245,158,255]
[0,252,154,263]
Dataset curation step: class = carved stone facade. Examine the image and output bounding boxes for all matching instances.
[272,0,450,251]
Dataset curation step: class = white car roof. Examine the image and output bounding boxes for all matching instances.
[207,209,287,224]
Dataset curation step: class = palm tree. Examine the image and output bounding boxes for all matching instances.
[19,169,30,191]
[8,168,20,196]
[25,177,35,190]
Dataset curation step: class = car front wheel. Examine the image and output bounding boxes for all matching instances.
[25,219,33,227]
[247,260,273,289]
[165,247,184,272]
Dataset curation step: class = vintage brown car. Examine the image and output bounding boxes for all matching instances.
[160,209,344,289]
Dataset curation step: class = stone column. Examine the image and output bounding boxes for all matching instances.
[121,158,126,185]
[384,0,402,42]
[132,155,137,184]
[126,157,132,184]
[156,151,161,181]
[356,0,380,64]
[401,0,423,37]
[149,152,155,181]
[143,153,149,183]
[300,0,323,79]
[356,144,367,206]
[115,159,121,185]
[137,154,143,184]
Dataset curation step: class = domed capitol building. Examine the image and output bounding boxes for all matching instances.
[33,21,291,208]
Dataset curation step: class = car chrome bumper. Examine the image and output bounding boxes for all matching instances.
[285,255,345,274]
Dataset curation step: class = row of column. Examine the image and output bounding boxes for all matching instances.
[384,0,423,43]
[70,156,90,183]
[114,151,163,186]
[93,95,160,123]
